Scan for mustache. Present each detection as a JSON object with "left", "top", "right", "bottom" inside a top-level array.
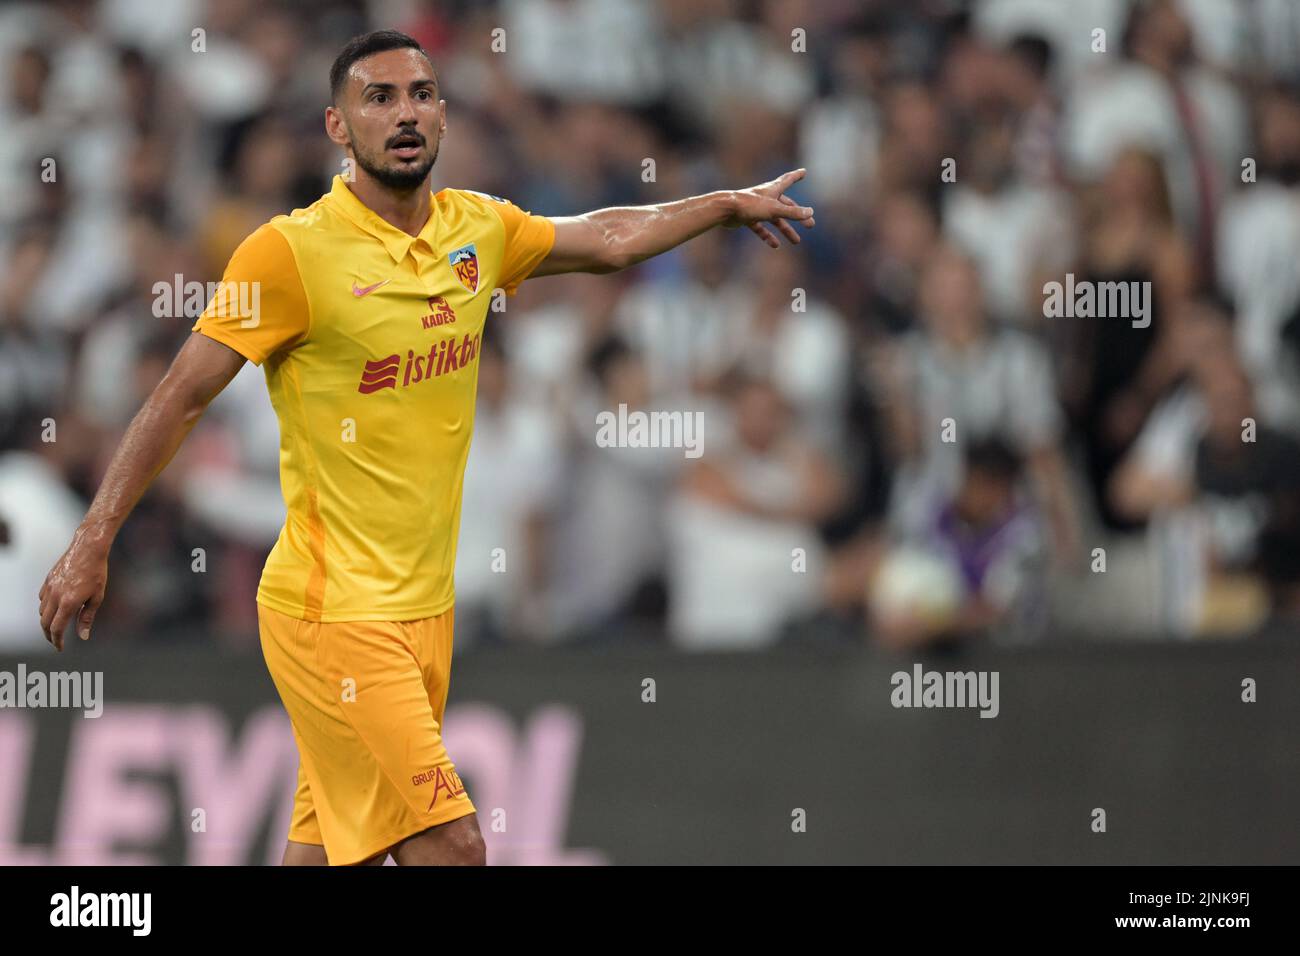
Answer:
[{"left": 386, "top": 129, "right": 426, "bottom": 148}]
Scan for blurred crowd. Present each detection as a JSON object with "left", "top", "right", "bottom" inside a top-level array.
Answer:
[{"left": 3, "top": 0, "right": 1300, "bottom": 652}]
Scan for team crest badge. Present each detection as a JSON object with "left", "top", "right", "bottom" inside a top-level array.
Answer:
[{"left": 448, "top": 243, "right": 480, "bottom": 294}]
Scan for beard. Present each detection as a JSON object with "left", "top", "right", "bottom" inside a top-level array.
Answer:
[{"left": 351, "top": 129, "right": 440, "bottom": 191}]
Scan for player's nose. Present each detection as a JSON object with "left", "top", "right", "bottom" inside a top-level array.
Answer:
[{"left": 394, "top": 93, "right": 420, "bottom": 124}]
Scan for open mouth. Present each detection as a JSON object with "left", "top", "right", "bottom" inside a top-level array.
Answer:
[{"left": 388, "top": 133, "right": 424, "bottom": 159}]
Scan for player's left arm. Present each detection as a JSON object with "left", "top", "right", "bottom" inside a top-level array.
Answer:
[{"left": 531, "top": 168, "right": 816, "bottom": 277}]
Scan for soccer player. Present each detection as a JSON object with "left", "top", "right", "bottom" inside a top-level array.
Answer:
[{"left": 37, "top": 30, "right": 815, "bottom": 866}]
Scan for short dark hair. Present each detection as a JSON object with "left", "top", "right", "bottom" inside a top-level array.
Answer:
[
  {"left": 329, "top": 30, "right": 435, "bottom": 103},
  {"left": 964, "top": 437, "right": 1023, "bottom": 483},
  {"left": 586, "top": 334, "right": 636, "bottom": 387},
  {"left": 1008, "top": 34, "right": 1053, "bottom": 81}
]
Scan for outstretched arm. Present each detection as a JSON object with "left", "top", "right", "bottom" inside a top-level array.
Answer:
[
  {"left": 532, "top": 168, "right": 816, "bottom": 277},
  {"left": 38, "top": 332, "right": 247, "bottom": 650}
]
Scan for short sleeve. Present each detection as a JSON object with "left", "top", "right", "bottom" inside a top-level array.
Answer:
[
  {"left": 192, "top": 223, "right": 310, "bottom": 365},
  {"left": 471, "top": 192, "right": 555, "bottom": 296}
]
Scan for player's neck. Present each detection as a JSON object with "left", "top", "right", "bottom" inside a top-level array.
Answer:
[{"left": 348, "top": 171, "right": 433, "bottom": 237}]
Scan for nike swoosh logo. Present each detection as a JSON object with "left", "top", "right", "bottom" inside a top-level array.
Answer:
[{"left": 352, "top": 279, "right": 391, "bottom": 297}]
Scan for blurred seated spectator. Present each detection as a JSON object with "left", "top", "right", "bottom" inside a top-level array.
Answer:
[
  {"left": 942, "top": 104, "right": 1075, "bottom": 326},
  {"left": 1110, "top": 303, "right": 1300, "bottom": 634},
  {"left": 0, "top": 418, "right": 84, "bottom": 650},
  {"left": 1064, "top": 0, "right": 1246, "bottom": 273},
  {"left": 1001, "top": 33, "right": 1064, "bottom": 189},
  {"left": 454, "top": 326, "right": 563, "bottom": 647},
  {"left": 1217, "top": 82, "right": 1300, "bottom": 435},
  {"left": 877, "top": 243, "right": 1079, "bottom": 566},
  {"left": 868, "top": 437, "right": 1047, "bottom": 650},
  {"left": 546, "top": 335, "right": 684, "bottom": 641},
  {"left": 614, "top": 228, "right": 741, "bottom": 400},
  {"left": 856, "top": 188, "right": 939, "bottom": 337},
  {"left": 0, "top": 221, "right": 70, "bottom": 450},
  {"left": 667, "top": 371, "right": 843, "bottom": 649},
  {"left": 1058, "top": 146, "right": 1195, "bottom": 533},
  {"left": 710, "top": 244, "right": 851, "bottom": 454}
]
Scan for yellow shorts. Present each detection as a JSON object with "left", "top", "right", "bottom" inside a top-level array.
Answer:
[{"left": 257, "top": 602, "right": 476, "bottom": 865}]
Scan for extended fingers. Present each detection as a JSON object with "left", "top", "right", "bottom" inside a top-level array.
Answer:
[
  {"left": 748, "top": 222, "right": 780, "bottom": 248},
  {"left": 773, "top": 196, "right": 815, "bottom": 220},
  {"left": 77, "top": 594, "right": 102, "bottom": 641},
  {"left": 40, "top": 596, "right": 62, "bottom": 651},
  {"left": 778, "top": 194, "right": 816, "bottom": 228},
  {"left": 749, "top": 219, "right": 802, "bottom": 247},
  {"left": 762, "top": 198, "right": 807, "bottom": 243},
  {"left": 777, "top": 167, "right": 807, "bottom": 191},
  {"left": 49, "top": 600, "right": 77, "bottom": 652}
]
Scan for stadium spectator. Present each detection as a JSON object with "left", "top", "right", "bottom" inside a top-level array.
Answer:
[
  {"left": 1110, "top": 302, "right": 1300, "bottom": 634},
  {"left": 869, "top": 437, "right": 1048, "bottom": 649},
  {"left": 668, "top": 372, "right": 843, "bottom": 649},
  {"left": 455, "top": 326, "right": 564, "bottom": 647},
  {"left": 3, "top": 0, "right": 1297, "bottom": 647},
  {"left": 879, "top": 244, "right": 1079, "bottom": 566}
]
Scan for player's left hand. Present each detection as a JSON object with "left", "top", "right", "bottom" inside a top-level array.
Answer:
[{"left": 724, "top": 168, "right": 816, "bottom": 248}]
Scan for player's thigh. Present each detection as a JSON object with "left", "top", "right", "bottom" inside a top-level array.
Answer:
[
  {"left": 391, "top": 812, "right": 485, "bottom": 866},
  {"left": 283, "top": 842, "right": 387, "bottom": 866},
  {"left": 286, "top": 745, "right": 326, "bottom": 847},
  {"left": 328, "top": 623, "right": 459, "bottom": 788},
  {"left": 282, "top": 841, "right": 329, "bottom": 866},
  {"left": 262, "top": 607, "right": 471, "bottom": 863}
]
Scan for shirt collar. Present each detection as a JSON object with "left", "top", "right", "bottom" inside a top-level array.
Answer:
[{"left": 327, "top": 174, "right": 441, "bottom": 263}]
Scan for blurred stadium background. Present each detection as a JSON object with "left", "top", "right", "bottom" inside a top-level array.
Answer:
[{"left": 2, "top": 0, "right": 1300, "bottom": 864}]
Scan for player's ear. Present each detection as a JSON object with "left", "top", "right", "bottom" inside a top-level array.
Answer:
[
  {"left": 324, "top": 106, "right": 351, "bottom": 149},
  {"left": 438, "top": 100, "right": 447, "bottom": 134}
]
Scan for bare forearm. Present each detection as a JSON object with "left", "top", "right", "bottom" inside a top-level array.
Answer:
[
  {"left": 581, "top": 191, "right": 735, "bottom": 271},
  {"left": 536, "top": 168, "right": 814, "bottom": 278},
  {"left": 76, "top": 386, "right": 206, "bottom": 550},
  {"left": 40, "top": 333, "right": 245, "bottom": 649},
  {"left": 1110, "top": 464, "right": 1195, "bottom": 520},
  {"left": 75, "top": 334, "right": 244, "bottom": 553}
]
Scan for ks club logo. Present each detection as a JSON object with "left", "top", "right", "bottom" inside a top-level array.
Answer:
[{"left": 448, "top": 243, "right": 480, "bottom": 294}]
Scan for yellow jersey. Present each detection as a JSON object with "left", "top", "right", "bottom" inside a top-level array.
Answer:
[{"left": 193, "top": 175, "right": 555, "bottom": 621}]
